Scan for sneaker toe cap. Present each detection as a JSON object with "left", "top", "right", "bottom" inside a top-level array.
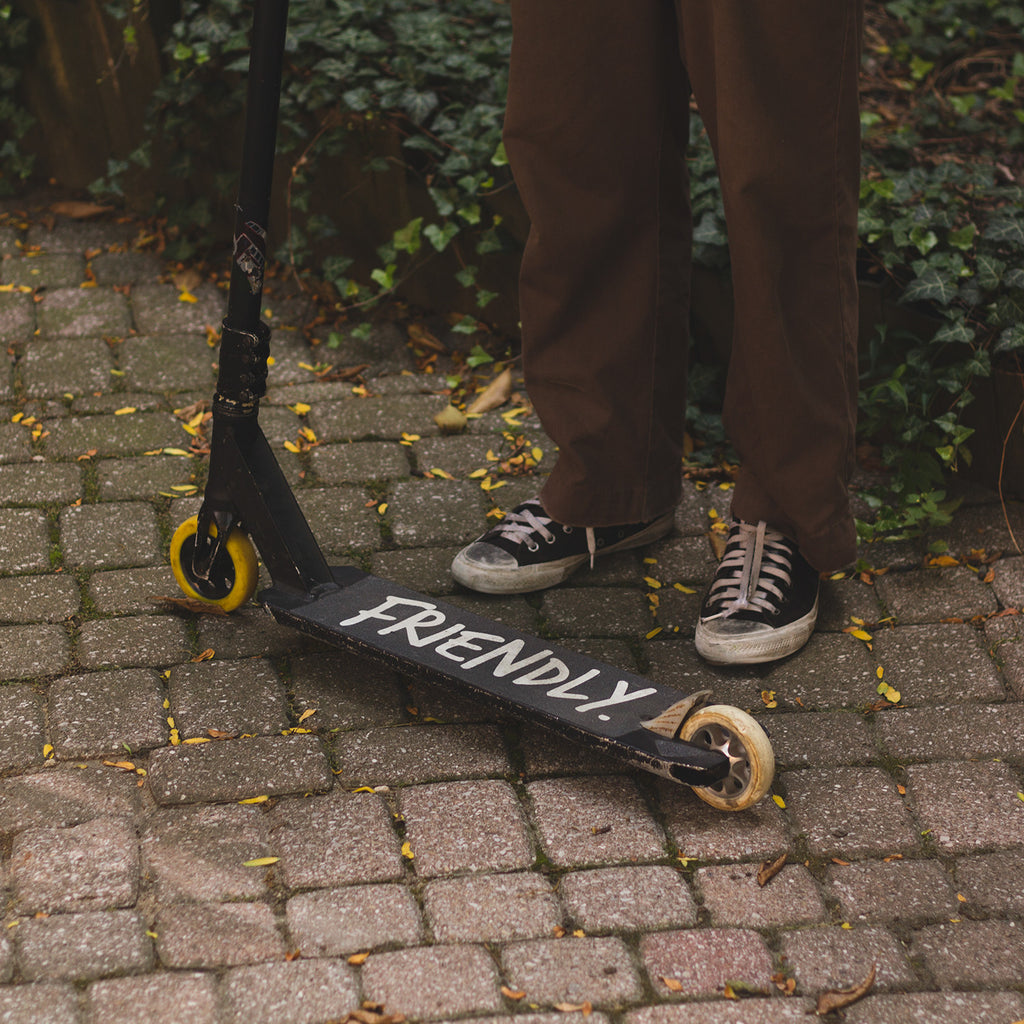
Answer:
[{"left": 455, "top": 541, "right": 519, "bottom": 570}]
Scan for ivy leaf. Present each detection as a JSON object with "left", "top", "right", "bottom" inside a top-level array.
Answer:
[
  {"left": 902, "top": 267, "right": 959, "bottom": 305},
  {"left": 984, "top": 217, "right": 1024, "bottom": 248},
  {"left": 995, "top": 322, "right": 1024, "bottom": 354}
]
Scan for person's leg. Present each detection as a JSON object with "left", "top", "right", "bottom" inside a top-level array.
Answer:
[
  {"left": 678, "top": 0, "right": 863, "bottom": 573},
  {"left": 678, "top": 0, "right": 863, "bottom": 663},
  {"left": 506, "top": 0, "right": 692, "bottom": 528},
  {"left": 453, "top": 0, "right": 694, "bottom": 594}
]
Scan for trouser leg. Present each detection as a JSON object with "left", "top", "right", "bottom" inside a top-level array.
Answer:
[
  {"left": 677, "top": 0, "right": 864, "bottom": 571},
  {"left": 505, "top": 0, "right": 692, "bottom": 527}
]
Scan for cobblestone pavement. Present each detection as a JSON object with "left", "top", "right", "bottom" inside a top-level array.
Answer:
[{"left": 1, "top": 207, "right": 1023, "bottom": 1024}]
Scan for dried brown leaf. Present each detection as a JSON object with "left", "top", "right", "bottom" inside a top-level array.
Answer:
[
  {"left": 434, "top": 403, "right": 468, "bottom": 434},
  {"left": 152, "top": 596, "right": 229, "bottom": 617},
  {"left": 172, "top": 267, "right": 202, "bottom": 292},
  {"left": 500, "top": 986, "right": 526, "bottom": 1000},
  {"left": 815, "top": 963, "right": 876, "bottom": 1016},
  {"left": 467, "top": 367, "right": 513, "bottom": 414},
  {"left": 51, "top": 201, "right": 113, "bottom": 220},
  {"left": 757, "top": 852, "right": 787, "bottom": 887},
  {"left": 659, "top": 976, "right": 684, "bottom": 993}
]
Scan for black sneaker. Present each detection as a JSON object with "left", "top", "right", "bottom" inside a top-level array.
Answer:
[
  {"left": 694, "top": 520, "right": 819, "bottom": 664},
  {"left": 451, "top": 498, "right": 674, "bottom": 594}
]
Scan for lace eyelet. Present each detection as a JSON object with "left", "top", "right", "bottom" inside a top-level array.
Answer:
[
  {"left": 527, "top": 542, "right": 539, "bottom": 552},
  {"left": 563, "top": 526, "right": 573, "bottom": 534},
  {"left": 545, "top": 534, "right": 556, "bottom": 544}
]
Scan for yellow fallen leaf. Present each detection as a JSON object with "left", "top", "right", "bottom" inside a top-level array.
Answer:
[
  {"left": 348, "top": 952, "right": 370, "bottom": 965},
  {"left": 183, "top": 737, "right": 211, "bottom": 744},
  {"left": 480, "top": 477, "right": 507, "bottom": 492},
  {"left": 772, "top": 794, "right": 786, "bottom": 809},
  {"left": 660, "top": 977, "right": 684, "bottom": 993},
  {"left": 243, "top": 857, "right": 279, "bottom": 867},
  {"left": 645, "top": 627, "right": 663, "bottom": 640},
  {"left": 169, "top": 729, "right": 180, "bottom": 745},
  {"left": 929, "top": 555, "right": 960, "bottom": 567},
  {"left": 163, "top": 447, "right": 191, "bottom": 457},
  {"left": 848, "top": 629, "right": 873, "bottom": 642},
  {"left": 239, "top": 795, "right": 269, "bottom": 804},
  {"left": 377, "top": 503, "right": 388, "bottom": 515},
  {"left": 760, "top": 690, "right": 778, "bottom": 709},
  {"left": 42, "top": 744, "right": 54, "bottom": 758},
  {"left": 674, "top": 583, "right": 697, "bottom": 594},
  {"left": 876, "top": 665, "right": 884, "bottom": 678},
  {"left": 501, "top": 985, "right": 526, "bottom": 1000},
  {"left": 401, "top": 841, "right": 415, "bottom": 860},
  {"left": 114, "top": 407, "right": 136, "bottom": 416},
  {"left": 297, "top": 709, "right": 317, "bottom": 723},
  {"left": 644, "top": 577, "right": 662, "bottom": 589},
  {"left": 179, "top": 290, "right": 198, "bottom": 303},
  {"left": 103, "top": 760, "right": 136, "bottom": 771}
]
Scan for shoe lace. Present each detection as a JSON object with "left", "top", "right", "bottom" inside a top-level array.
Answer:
[
  {"left": 708, "top": 521, "right": 794, "bottom": 617},
  {"left": 490, "top": 500, "right": 559, "bottom": 551}
]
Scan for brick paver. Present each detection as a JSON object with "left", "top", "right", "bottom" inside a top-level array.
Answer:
[{"left": 1, "top": 206, "right": 1022, "bottom": 1020}]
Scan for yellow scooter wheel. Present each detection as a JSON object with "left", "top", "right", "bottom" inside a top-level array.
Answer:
[{"left": 169, "top": 515, "right": 259, "bottom": 612}]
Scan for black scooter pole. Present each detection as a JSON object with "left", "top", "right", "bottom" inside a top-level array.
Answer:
[{"left": 191, "top": 0, "right": 334, "bottom": 598}]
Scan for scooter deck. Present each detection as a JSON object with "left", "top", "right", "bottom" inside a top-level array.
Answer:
[{"left": 261, "top": 566, "right": 730, "bottom": 786}]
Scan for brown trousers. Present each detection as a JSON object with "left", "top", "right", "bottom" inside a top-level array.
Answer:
[{"left": 505, "top": 0, "right": 863, "bottom": 571}]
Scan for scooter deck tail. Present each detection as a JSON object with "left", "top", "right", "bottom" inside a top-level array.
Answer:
[{"left": 261, "top": 567, "right": 730, "bottom": 786}]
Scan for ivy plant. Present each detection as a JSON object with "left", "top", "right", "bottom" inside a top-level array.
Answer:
[{"left": 0, "top": 3, "right": 34, "bottom": 195}]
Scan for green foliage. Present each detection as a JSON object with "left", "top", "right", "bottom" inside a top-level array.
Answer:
[
  {"left": 0, "top": 3, "right": 35, "bottom": 194},
  {"left": 92, "top": 0, "right": 513, "bottom": 308}
]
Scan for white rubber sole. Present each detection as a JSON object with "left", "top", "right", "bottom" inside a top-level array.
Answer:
[
  {"left": 694, "top": 601, "right": 818, "bottom": 665},
  {"left": 451, "top": 513, "right": 674, "bottom": 595}
]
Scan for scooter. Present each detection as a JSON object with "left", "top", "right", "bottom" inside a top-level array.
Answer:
[{"left": 168, "top": 0, "right": 774, "bottom": 812}]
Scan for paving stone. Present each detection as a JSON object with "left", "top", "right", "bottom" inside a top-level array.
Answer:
[
  {"left": 0, "top": 462, "right": 82, "bottom": 504},
  {"left": 626, "top": 1002, "right": 816, "bottom": 1024},
  {"left": 44, "top": 412, "right": 182, "bottom": 459},
  {"left": 87, "top": 565, "right": 180, "bottom": 614},
  {"left": 314, "top": 394, "right": 450, "bottom": 443},
  {"left": 954, "top": 847, "right": 1024, "bottom": 915},
  {"left": 826, "top": 858, "right": 959, "bottom": 925},
  {"left": 21, "top": 338, "right": 115, "bottom": 397},
  {"left": 875, "top": 702, "right": 1024, "bottom": 761},
  {"left": 3, "top": 253, "right": 85, "bottom": 289},
  {"left": 517, "top": 721, "right": 635, "bottom": 779},
  {"left": 334, "top": 723, "right": 510, "bottom": 786},
  {"left": 220, "top": 960, "right": 360, "bottom": 1024},
  {"left": 60, "top": 501, "right": 161, "bottom": 569},
  {"left": 360, "top": 945, "right": 503, "bottom": 1019},
  {"left": 86, "top": 972, "right": 219, "bottom": 1024},
  {"left": 0, "top": 623, "right": 71, "bottom": 680},
  {"left": 542, "top": 587, "right": 653, "bottom": 639},
  {"left": 640, "top": 928, "right": 774, "bottom": 998},
  {"left": 10, "top": 816, "right": 139, "bottom": 913},
  {"left": 696, "top": 862, "right": 827, "bottom": 929},
  {"left": 0, "top": 983, "right": 81, "bottom": 1024},
  {"left": 779, "top": 925, "right": 916, "bottom": 992},
  {"left": 410, "top": 434, "right": 505, "bottom": 478},
  {"left": 0, "top": 685, "right": 45, "bottom": 770},
  {"left": 0, "top": 765, "right": 148, "bottom": 835},
  {"left": 526, "top": 775, "right": 667, "bottom": 868},
  {"left": 558, "top": 865, "right": 697, "bottom": 933},
  {"left": 167, "top": 658, "right": 289, "bottom": 738},
  {"left": 286, "top": 649, "right": 406, "bottom": 732},
  {"left": 844, "top": 991, "right": 1024, "bottom": 1024},
  {"left": 371, "top": 544, "right": 464, "bottom": 596},
  {"left": 987, "top": 614, "right": 1024, "bottom": 699},
  {"left": 911, "top": 919, "right": 1024, "bottom": 987},
  {"left": 783, "top": 767, "right": 919, "bottom": 857},
  {"left": 765, "top": 710, "right": 877, "bottom": 768},
  {"left": 119, "top": 334, "right": 219, "bottom": 393},
  {"left": 650, "top": 584, "right": 704, "bottom": 635},
  {"left": 387, "top": 479, "right": 488, "bottom": 547},
  {"left": 310, "top": 440, "right": 411, "bottom": 484},
  {"left": 0, "top": 421, "right": 35, "bottom": 464},
  {"left": 155, "top": 901, "right": 284, "bottom": 968},
  {"left": 990, "top": 555, "right": 1024, "bottom": 608},
  {"left": 70, "top": 390, "right": 166, "bottom": 415},
  {"left": 76, "top": 615, "right": 191, "bottom": 670},
  {"left": 502, "top": 935, "right": 643, "bottom": 1007},
  {"left": 195, "top": 605, "right": 310, "bottom": 660},
  {"left": 89, "top": 250, "right": 163, "bottom": 286},
  {"left": 424, "top": 872, "right": 559, "bottom": 943},
  {"left": 286, "top": 884, "right": 423, "bottom": 955},
  {"left": 0, "top": 290, "right": 34, "bottom": 341},
  {"left": 0, "top": 574, "right": 79, "bottom": 623},
  {"left": 129, "top": 283, "right": 225, "bottom": 335},
  {"left": 643, "top": 532, "right": 719, "bottom": 585},
  {"left": 95, "top": 455, "right": 196, "bottom": 500},
  {"left": 761, "top": 633, "right": 879, "bottom": 710},
  {"left": 816, "top": 575, "right": 886, "bottom": 632},
  {"left": 929, "top": 501, "right": 1024, "bottom": 558},
  {"left": 655, "top": 780, "right": 792, "bottom": 862},
  {"left": 268, "top": 790, "right": 404, "bottom": 888},
  {"left": 35, "top": 287, "right": 131, "bottom": 338},
  {"left": 399, "top": 779, "right": 534, "bottom": 876},
  {"left": 874, "top": 567, "right": 999, "bottom": 624},
  {"left": 50, "top": 668, "right": 169, "bottom": 757},
  {"left": 904, "top": 760, "right": 1024, "bottom": 852},
  {"left": 870, "top": 623, "right": 1005, "bottom": 705},
  {"left": 0, "top": 508, "right": 51, "bottom": 573},
  {"left": 27, "top": 219, "right": 136, "bottom": 252},
  {"left": 148, "top": 734, "right": 333, "bottom": 805},
  {"left": 141, "top": 803, "right": 273, "bottom": 903},
  {"left": 0, "top": 928, "right": 11, "bottom": 983},
  {"left": 294, "top": 485, "right": 381, "bottom": 554},
  {"left": 14, "top": 910, "right": 152, "bottom": 981}
]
